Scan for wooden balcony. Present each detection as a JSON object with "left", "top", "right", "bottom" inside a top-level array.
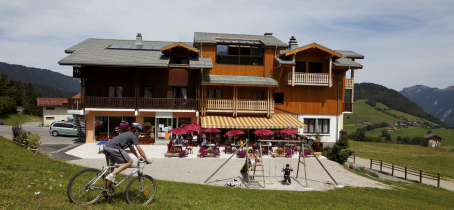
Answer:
[
  {"left": 286, "top": 73, "right": 332, "bottom": 86},
  {"left": 205, "top": 99, "right": 274, "bottom": 114},
  {"left": 346, "top": 79, "right": 354, "bottom": 89},
  {"left": 67, "top": 97, "right": 197, "bottom": 110},
  {"left": 67, "top": 98, "right": 83, "bottom": 110},
  {"left": 343, "top": 103, "right": 353, "bottom": 112},
  {"left": 138, "top": 98, "right": 197, "bottom": 110}
]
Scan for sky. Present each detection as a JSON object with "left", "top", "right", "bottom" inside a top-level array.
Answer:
[{"left": 0, "top": 0, "right": 453, "bottom": 91}]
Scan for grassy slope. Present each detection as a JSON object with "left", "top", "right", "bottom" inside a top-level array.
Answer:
[
  {"left": 363, "top": 127, "right": 454, "bottom": 146},
  {"left": 386, "top": 109, "right": 433, "bottom": 124},
  {"left": 350, "top": 141, "right": 454, "bottom": 179},
  {"left": 1, "top": 137, "right": 454, "bottom": 209},
  {"left": 0, "top": 113, "right": 42, "bottom": 125},
  {"left": 343, "top": 99, "right": 400, "bottom": 126}
]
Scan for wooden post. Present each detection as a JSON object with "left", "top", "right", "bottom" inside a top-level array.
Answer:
[
  {"left": 291, "top": 55, "right": 295, "bottom": 86},
  {"left": 405, "top": 166, "right": 407, "bottom": 180},
  {"left": 437, "top": 173, "right": 440, "bottom": 189},
  {"left": 351, "top": 69, "right": 354, "bottom": 113},
  {"left": 420, "top": 170, "right": 422, "bottom": 183},
  {"left": 392, "top": 163, "right": 394, "bottom": 176},
  {"left": 370, "top": 158, "right": 372, "bottom": 169},
  {"left": 353, "top": 153, "right": 355, "bottom": 164},
  {"left": 380, "top": 160, "right": 382, "bottom": 171},
  {"left": 329, "top": 56, "right": 332, "bottom": 87}
]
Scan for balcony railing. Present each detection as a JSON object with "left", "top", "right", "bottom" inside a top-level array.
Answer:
[
  {"left": 85, "top": 97, "right": 136, "bottom": 109},
  {"left": 343, "top": 103, "right": 353, "bottom": 112},
  {"left": 346, "top": 79, "right": 354, "bottom": 88},
  {"left": 205, "top": 99, "right": 274, "bottom": 113},
  {"left": 67, "top": 98, "right": 83, "bottom": 110},
  {"left": 138, "top": 98, "right": 197, "bottom": 110},
  {"left": 67, "top": 97, "right": 198, "bottom": 110},
  {"left": 286, "top": 73, "right": 332, "bottom": 86}
]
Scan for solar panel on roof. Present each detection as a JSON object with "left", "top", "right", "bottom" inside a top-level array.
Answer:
[
  {"left": 108, "top": 44, "right": 122, "bottom": 49},
  {"left": 130, "top": 45, "right": 143, "bottom": 49},
  {"left": 142, "top": 45, "right": 153, "bottom": 50},
  {"left": 120, "top": 45, "right": 133, "bottom": 49},
  {"left": 107, "top": 44, "right": 161, "bottom": 51},
  {"left": 152, "top": 46, "right": 163, "bottom": 50}
]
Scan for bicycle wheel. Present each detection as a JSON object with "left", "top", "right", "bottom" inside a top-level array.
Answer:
[
  {"left": 67, "top": 168, "right": 104, "bottom": 205},
  {"left": 125, "top": 175, "right": 156, "bottom": 205}
]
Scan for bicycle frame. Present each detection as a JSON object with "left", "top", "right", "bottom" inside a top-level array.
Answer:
[{"left": 89, "top": 159, "right": 154, "bottom": 191}]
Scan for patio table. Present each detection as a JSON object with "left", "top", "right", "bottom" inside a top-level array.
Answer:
[
  {"left": 284, "top": 144, "right": 294, "bottom": 151},
  {"left": 173, "top": 144, "right": 183, "bottom": 151}
]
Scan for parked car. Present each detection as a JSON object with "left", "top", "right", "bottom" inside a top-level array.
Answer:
[{"left": 49, "top": 122, "right": 85, "bottom": 137}]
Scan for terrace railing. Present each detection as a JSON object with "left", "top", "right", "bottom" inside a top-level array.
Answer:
[
  {"left": 205, "top": 99, "right": 233, "bottom": 110},
  {"left": 85, "top": 97, "right": 135, "bottom": 109},
  {"left": 205, "top": 99, "right": 274, "bottom": 114},
  {"left": 346, "top": 79, "right": 354, "bottom": 88},
  {"left": 237, "top": 100, "right": 268, "bottom": 111},
  {"left": 286, "top": 72, "right": 331, "bottom": 85},
  {"left": 138, "top": 98, "right": 197, "bottom": 110},
  {"left": 343, "top": 103, "right": 353, "bottom": 112},
  {"left": 67, "top": 98, "right": 83, "bottom": 110}
]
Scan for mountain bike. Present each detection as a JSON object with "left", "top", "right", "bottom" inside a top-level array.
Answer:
[{"left": 67, "top": 151, "right": 156, "bottom": 205}]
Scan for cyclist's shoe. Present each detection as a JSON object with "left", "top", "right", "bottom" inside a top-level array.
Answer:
[{"left": 105, "top": 175, "right": 117, "bottom": 183}]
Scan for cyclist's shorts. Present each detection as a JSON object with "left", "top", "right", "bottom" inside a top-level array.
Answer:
[{"left": 103, "top": 146, "right": 130, "bottom": 164}]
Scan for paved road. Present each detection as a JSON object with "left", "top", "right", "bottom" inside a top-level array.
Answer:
[{"left": 0, "top": 122, "right": 84, "bottom": 161}]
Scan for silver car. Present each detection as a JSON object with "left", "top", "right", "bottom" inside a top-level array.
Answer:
[{"left": 49, "top": 122, "right": 85, "bottom": 137}]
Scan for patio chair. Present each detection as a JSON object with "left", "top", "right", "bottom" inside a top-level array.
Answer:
[
  {"left": 224, "top": 145, "right": 232, "bottom": 154},
  {"left": 186, "top": 145, "right": 193, "bottom": 154}
]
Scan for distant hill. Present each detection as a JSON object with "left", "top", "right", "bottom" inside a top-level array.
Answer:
[
  {"left": 401, "top": 85, "right": 454, "bottom": 126},
  {"left": 0, "top": 62, "right": 80, "bottom": 93},
  {"left": 33, "top": 84, "right": 78, "bottom": 98},
  {"left": 354, "top": 83, "right": 452, "bottom": 128}
]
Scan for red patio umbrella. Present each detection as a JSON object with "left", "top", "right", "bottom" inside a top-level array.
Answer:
[
  {"left": 168, "top": 128, "right": 188, "bottom": 135},
  {"left": 223, "top": 130, "right": 244, "bottom": 137},
  {"left": 253, "top": 129, "right": 274, "bottom": 136},
  {"left": 202, "top": 128, "right": 221, "bottom": 144},
  {"left": 184, "top": 124, "right": 201, "bottom": 132},
  {"left": 279, "top": 129, "right": 299, "bottom": 135}
]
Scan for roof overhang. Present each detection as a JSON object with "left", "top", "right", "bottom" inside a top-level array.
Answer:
[
  {"left": 161, "top": 43, "right": 198, "bottom": 53},
  {"left": 201, "top": 75, "right": 278, "bottom": 87},
  {"left": 284, "top": 43, "right": 342, "bottom": 57}
]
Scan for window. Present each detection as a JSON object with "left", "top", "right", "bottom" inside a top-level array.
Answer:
[
  {"left": 295, "top": 62, "right": 306, "bottom": 72},
  {"left": 46, "top": 117, "right": 55, "bottom": 120},
  {"left": 46, "top": 107, "right": 55, "bottom": 110},
  {"left": 172, "top": 57, "right": 188, "bottom": 64},
  {"left": 253, "top": 92, "right": 264, "bottom": 100},
  {"left": 273, "top": 93, "right": 284, "bottom": 104},
  {"left": 216, "top": 44, "right": 263, "bottom": 65},
  {"left": 304, "top": 119, "right": 330, "bottom": 134},
  {"left": 144, "top": 87, "right": 153, "bottom": 98},
  {"left": 309, "top": 62, "right": 323, "bottom": 73},
  {"left": 317, "top": 119, "right": 330, "bottom": 134},
  {"left": 304, "top": 119, "right": 316, "bottom": 133},
  {"left": 173, "top": 87, "right": 188, "bottom": 99},
  {"left": 208, "top": 89, "right": 222, "bottom": 99},
  {"left": 108, "top": 86, "right": 123, "bottom": 97},
  {"left": 344, "top": 89, "right": 352, "bottom": 103}
]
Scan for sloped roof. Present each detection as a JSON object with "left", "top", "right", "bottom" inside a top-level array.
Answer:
[
  {"left": 189, "top": 57, "right": 213, "bottom": 69},
  {"left": 161, "top": 42, "right": 199, "bottom": 53},
  {"left": 423, "top": 133, "right": 444, "bottom": 139},
  {"left": 281, "top": 43, "right": 342, "bottom": 57},
  {"left": 59, "top": 38, "right": 195, "bottom": 67},
  {"left": 201, "top": 75, "right": 278, "bottom": 86},
  {"left": 37, "top": 98, "right": 67, "bottom": 106},
  {"left": 71, "top": 93, "right": 81, "bottom": 99},
  {"left": 194, "top": 32, "right": 287, "bottom": 47},
  {"left": 332, "top": 58, "right": 363, "bottom": 68},
  {"left": 335, "top": 50, "right": 364, "bottom": 59},
  {"left": 274, "top": 57, "right": 295, "bottom": 65}
]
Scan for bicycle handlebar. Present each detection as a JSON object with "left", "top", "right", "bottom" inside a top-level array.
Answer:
[{"left": 138, "top": 158, "right": 155, "bottom": 165}]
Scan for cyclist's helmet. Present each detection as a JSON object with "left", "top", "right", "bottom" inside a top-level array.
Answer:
[{"left": 130, "top": 122, "right": 144, "bottom": 132}]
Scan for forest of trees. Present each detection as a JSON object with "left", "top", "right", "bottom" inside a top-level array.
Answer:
[
  {"left": 355, "top": 83, "right": 452, "bottom": 129},
  {"left": 0, "top": 73, "right": 42, "bottom": 116}
]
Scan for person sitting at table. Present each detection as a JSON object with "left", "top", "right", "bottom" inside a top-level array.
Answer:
[
  {"left": 167, "top": 139, "right": 174, "bottom": 152},
  {"left": 202, "top": 132, "right": 207, "bottom": 143},
  {"left": 215, "top": 133, "right": 220, "bottom": 141},
  {"left": 192, "top": 132, "right": 198, "bottom": 144},
  {"left": 176, "top": 135, "right": 184, "bottom": 144},
  {"left": 248, "top": 149, "right": 256, "bottom": 170},
  {"left": 201, "top": 137, "right": 207, "bottom": 147}
]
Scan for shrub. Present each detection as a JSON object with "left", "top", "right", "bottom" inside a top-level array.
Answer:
[
  {"left": 208, "top": 148, "right": 214, "bottom": 154},
  {"left": 178, "top": 150, "right": 186, "bottom": 157},
  {"left": 27, "top": 133, "right": 41, "bottom": 148},
  {"left": 213, "top": 150, "right": 220, "bottom": 155},
  {"left": 324, "top": 136, "right": 354, "bottom": 164}
]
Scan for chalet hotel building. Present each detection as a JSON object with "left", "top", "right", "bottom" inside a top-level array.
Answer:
[{"left": 59, "top": 32, "right": 363, "bottom": 145}]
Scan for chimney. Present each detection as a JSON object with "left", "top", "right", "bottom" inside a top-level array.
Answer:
[
  {"left": 264, "top": 32, "right": 273, "bottom": 36},
  {"left": 135, "top": 33, "right": 142, "bottom": 45},
  {"left": 288, "top": 36, "right": 298, "bottom": 51}
]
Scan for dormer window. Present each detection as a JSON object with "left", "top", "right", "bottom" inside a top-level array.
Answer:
[
  {"left": 172, "top": 57, "right": 188, "bottom": 65},
  {"left": 215, "top": 40, "right": 263, "bottom": 65}
]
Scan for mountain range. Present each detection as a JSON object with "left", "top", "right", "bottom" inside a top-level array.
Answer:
[
  {"left": 401, "top": 85, "right": 454, "bottom": 126},
  {"left": 0, "top": 62, "right": 79, "bottom": 98}
]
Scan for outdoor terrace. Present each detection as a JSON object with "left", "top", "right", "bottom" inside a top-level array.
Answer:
[{"left": 286, "top": 72, "right": 333, "bottom": 86}]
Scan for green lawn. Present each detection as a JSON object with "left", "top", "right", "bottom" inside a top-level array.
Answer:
[
  {"left": 375, "top": 102, "right": 390, "bottom": 110},
  {"left": 1, "top": 137, "right": 454, "bottom": 209},
  {"left": 343, "top": 99, "right": 400, "bottom": 126},
  {"left": 0, "top": 113, "right": 42, "bottom": 125},
  {"left": 350, "top": 141, "right": 454, "bottom": 179},
  {"left": 386, "top": 110, "right": 433, "bottom": 124}
]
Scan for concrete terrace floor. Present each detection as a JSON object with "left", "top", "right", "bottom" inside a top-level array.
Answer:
[{"left": 65, "top": 144, "right": 390, "bottom": 191}]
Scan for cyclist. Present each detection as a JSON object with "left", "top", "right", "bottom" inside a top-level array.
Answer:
[{"left": 104, "top": 122, "right": 151, "bottom": 183}]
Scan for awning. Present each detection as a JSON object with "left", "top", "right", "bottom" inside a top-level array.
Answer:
[{"left": 201, "top": 115, "right": 306, "bottom": 129}]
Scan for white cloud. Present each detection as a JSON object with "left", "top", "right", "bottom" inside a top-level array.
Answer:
[{"left": 0, "top": 0, "right": 453, "bottom": 90}]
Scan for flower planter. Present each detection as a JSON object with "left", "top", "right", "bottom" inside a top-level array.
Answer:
[
  {"left": 164, "top": 153, "right": 180, "bottom": 158},
  {"left": 312, "top": 142, "right": 323, "bottom": 152},
  {"left": 199, "top": 153, "right": 218, "bottom": 158},
  {"left": 314, "top": 152, "right": 322, "bottom": 158},
  {"left": 272, "top": 152, "right": 286, "bottom": 158}
]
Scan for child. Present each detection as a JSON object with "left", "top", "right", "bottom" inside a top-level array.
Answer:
[
  {"left": 248, "top": 149, "right": 256, "bottom": 170},
  {"left": 254, "top": 150, "right": 261, "bottom": 166},
  {"left": 281, "top": 164, "right": 293, "bottom": 184}
]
